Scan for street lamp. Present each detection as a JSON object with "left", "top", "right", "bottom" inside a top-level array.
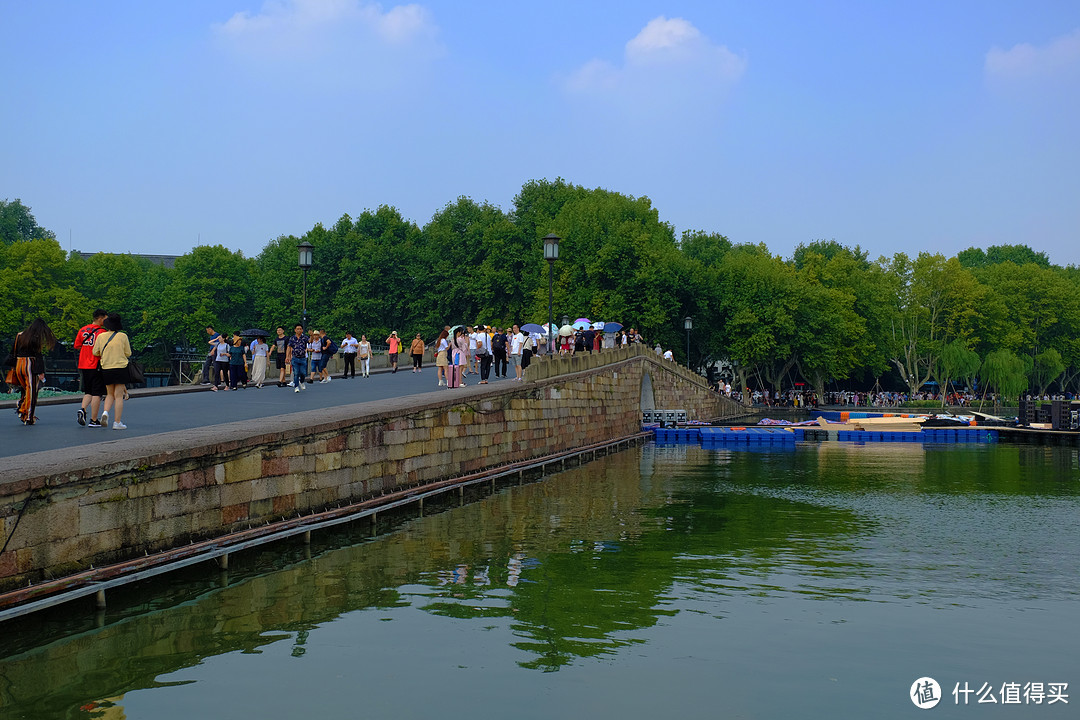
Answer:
[
  {"left": 684, "top": 316, "right": 693, "bottom": 368},
  {"left": 543, "top": 234, "right": 560, "bottom": 355},
  {"left": 298, "top": 241, "right": 313, "bottom": 330}
]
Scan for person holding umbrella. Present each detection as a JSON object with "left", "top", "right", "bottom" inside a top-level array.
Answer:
[{"left": 558, "top": 323, "right": 574, "bottom": 355}]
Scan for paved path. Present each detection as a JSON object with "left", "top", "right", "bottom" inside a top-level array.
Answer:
[{"left": 0, "top": 368, "right": 520, "bottom": 461}]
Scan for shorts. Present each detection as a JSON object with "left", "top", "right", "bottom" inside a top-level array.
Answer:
[
  {"left": 101, "top": 367, "right": 129, "bottom": 386},
  {"left": 275, "top": 354, "right": 286, "bottom": 369},
  {"left": 80, "top": 368, "right": 106, "bottom": 396},
  {"left": 509, "top": 354, "right": 521, "bottom": 368}
]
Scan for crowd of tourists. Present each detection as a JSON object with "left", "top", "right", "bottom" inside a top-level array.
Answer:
[
  {"left": 5, "top": 313, "right": 653, "bottom": 428},
  {"left": 199, "top": 322, "right": 651, "bottom": 393},
  {"left": 716, "top": 387, "right": 1043, "bottom": 409}
]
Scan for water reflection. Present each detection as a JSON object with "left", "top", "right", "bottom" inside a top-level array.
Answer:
[{"left": 1, "top": 442, "right": 1078, "bottom": 719}]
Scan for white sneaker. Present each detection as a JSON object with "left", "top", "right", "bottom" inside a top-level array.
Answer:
[
  {"left": 300, "top": 382, "right": 306, "bottom": 390},
  {"left": 325, "top": 376, "right": 331, "bottom": 382},
  {"left": 294, "top": 386, "right": 300, "bottom": 393},
  {"left": 100, "top": 410, "right": 109, "bottom": 426},
  {"left": 112, "top": 421, "right": 127, "bottom": 430}
]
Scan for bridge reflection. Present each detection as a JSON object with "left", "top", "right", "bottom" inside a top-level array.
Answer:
[{"left": 0, "top": 446, "right": 867, "bottom": 717}]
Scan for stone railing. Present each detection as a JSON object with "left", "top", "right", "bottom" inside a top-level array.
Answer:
[{"left": 526, "top": 342, "right": 712, "bottom": 389}]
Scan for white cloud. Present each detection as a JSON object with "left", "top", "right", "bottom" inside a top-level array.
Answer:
[
  {"left": 566, "top": 16, "right": 746, "bottom": 96},
  {"left": 985, "top": 27, "right": 1080, "bottom": 81},
  {"left": 214, "top": 0, "right": 439, "bottom": 58}
]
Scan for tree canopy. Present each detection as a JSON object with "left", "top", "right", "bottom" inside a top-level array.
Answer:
[{"left": 2, "top": 182, "right": 1079, "bottom": 400}]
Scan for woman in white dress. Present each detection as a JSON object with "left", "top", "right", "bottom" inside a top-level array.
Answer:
[
  {"left": 434, "top": 329, "right": 450, "bottom": 387},
  {"left": 250, "top": 336, "right": 269, "bottom": 387}
]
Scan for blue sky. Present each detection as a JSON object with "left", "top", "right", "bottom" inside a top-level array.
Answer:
[{"left": 3, "top": 1, "right": 1079, "bottom": 265}]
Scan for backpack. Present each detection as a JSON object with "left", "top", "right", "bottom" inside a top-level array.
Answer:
[
  {"left": 492, "top": 333, "right": 506, "bottom": 352},
  {"left": 325, "top": 340, "right": 338, "bottom": 356}
]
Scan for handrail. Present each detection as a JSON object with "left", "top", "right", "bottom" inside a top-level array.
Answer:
[{"left": 527, "top": 342, "right": 712, "bottom": 389}]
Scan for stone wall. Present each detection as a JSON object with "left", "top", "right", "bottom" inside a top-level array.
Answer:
[{"left": 0, "top": 355, "right": 740, "bottom": 591}]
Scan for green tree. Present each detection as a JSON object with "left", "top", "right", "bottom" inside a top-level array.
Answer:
[
  {"left": 715, "top": 246, "right": 801, "bottom": 396},
  {"left": 935, "top": 339, "right": 981, "bottom": 407},
  {"left": 332, "top": 206, "right": 426, "bottom": 337},
  {"left": 0, "top": 238, "right": 88, "bottom": 341},
  {"left": 0, "top": 198, "right": 56, "bottom": 244},
  {"left": 253, "top": 234, "right": 307, "bottom": 331},
  {"left": 887, "top": 253, "right": 982, "bottom": 396},
  {"left": 976, "top": 262, "right": 1080, "bottom": 390},
  {"left": 542, "top": 189, "right": 685, "bottom": 351},
  {"left": 1032, "top": 348, "right": 1065, "bottom": 396},
  {"left": 979, "top": 349, "right": 1028, "bottom": 410},
  {"left": 422, "top": 197, "right": 533, "bottom": 330},
  {"left": 957, "top": 244, "right": 1052, "bottom": 270},
  {"left": 142, "top": 245, "right": 256, "bottom": 346},
  {"left": 793, "top": 241, "right": 897, "bottom": 388}
]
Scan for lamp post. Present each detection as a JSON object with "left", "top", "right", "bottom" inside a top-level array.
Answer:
[
  {"left": 543, "top": 234, "right": 560, "bottom": 355},
  {"left": 298, "top": 241, "right": 313, "bottom": 330},
  {"left": 684, "top": 316, "right": 693, "bottom": 369}
]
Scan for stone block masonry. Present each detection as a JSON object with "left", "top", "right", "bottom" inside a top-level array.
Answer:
[{"left": 0, "top": 354, "right": 740, "bottom": 590}]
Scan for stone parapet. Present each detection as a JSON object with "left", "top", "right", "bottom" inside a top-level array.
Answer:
[{"left": 0, "top": 356, "right": 740, "bottom": 591}]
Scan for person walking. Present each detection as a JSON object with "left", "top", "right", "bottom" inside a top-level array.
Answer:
[
  {"left": 509, "top": 324, "right": 525, "bottom": 382},
  {"left": 319, "top": 331, "right": 335, "bottom": 383},
  {"left": 201, "top": 326, "right": 220, "bottom": 385},
  {"left": 385, "top": 331, "right": 401, "bottom": 373},
  {"left": 271, "top": 327, "right": 289, "bottom": 387},
  {"left": 228, "top": 333, "right": 248, "bottom": 389},
  {"left": 227, "top": 332, "right": 247, "bottom": 388},
  {"left": 410, "top": 333, "right": 425, "bottom": 372},
  {"left": 434, "top": 329, "right": 449, "bottom": 386},
  {"left": 340, "top": 331, "right": 358, "bottom": 378},
  {"left": 210, "top": 333, "right": 231, "bottom": 390},
  {"left": 250, "top": 334, "right": 269, "bottom": 388},
  {"left": 285, "top": 324, "right": 309, "bottom": 392},
  {"left": 448, "top": 327, "right": 469, "bottom": 388},
  {"left": 474, "top": 324, "right": 492, "bottom": 384},
  {"left": 358, "top": 334, "right": 372, "bottom": 378},
  {"left": 466, "top": 326, "right": 478, "bottom": 375},
  {"left": 74, "top": 308, "right": 107, "bottom": 427},
  {"left": 491, "top": 326, "right": 507, "bottom": 378},
  {"left": 7, "top": 318, "right": 57, "bottom": 426},
  {"left": 307, "top": 331, "right": 323, "bottom": 384},
  {"left": 92, "top": 313, "right": 131, "bottom": 429}
]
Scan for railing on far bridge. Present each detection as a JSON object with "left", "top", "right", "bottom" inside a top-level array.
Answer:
[{"left": 527, "top": 342, "right": 712, "bottom": 389}]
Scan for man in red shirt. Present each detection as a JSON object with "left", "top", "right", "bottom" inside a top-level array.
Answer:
[{"left": 74, "top": 308, "right": 108, "bottom": 427}]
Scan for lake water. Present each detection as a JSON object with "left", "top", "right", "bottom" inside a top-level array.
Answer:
[{"left": 2, "top": 440, "right": 1079, "bottom": 719}]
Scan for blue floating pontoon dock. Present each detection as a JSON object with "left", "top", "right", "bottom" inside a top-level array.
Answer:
[{"left": 649, "top": 423, "right": 998, "bottom": 445}]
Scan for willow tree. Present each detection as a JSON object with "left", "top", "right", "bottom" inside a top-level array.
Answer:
[
  {"left": 979, "top": 349, "right": 1027, "bottom": 411},
  {"left": 935, "top": 339, "right": 981, "bottom": 407}
]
